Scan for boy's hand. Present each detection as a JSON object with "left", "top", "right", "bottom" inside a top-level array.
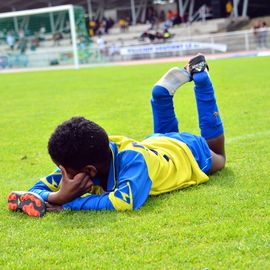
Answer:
[
  {"left": 48, "top": 165, "right": 93, "bottom": 205},
  {"left": 45, "top": 202, "right": 63, "bottom": 212}
]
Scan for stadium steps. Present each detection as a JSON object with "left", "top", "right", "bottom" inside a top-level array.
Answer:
[{"left": 93, "top": 18, "right": 229, "bottom": 46}]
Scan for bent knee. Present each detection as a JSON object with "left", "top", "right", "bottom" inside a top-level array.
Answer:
[{"left": 209, "top": 151, "right": 226, "bottom": 174}]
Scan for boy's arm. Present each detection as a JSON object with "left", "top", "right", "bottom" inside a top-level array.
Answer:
[
  {"left": 28, "top": 168, "right": 62, "bottom": 201},
  {"left": 29, "top": 167, "right": 98, "bottom": 205},
  {"left": 60, "top": 151, "right": 153, "bottom": 211},
  {"left": 47, "top": 166, "right": 94, "bottom": 205}
]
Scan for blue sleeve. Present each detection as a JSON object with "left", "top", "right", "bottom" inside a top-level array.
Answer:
[
  {"left": 62, "top": 150, "right": 152, "bottom": 211},
  {"left": 28, "top": 168, "right": 62, "bottom": 201},
  {"left": 62, "top": 193, "right": 115, "bottom": 210}
]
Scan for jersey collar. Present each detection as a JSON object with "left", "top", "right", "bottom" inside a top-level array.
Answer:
[{"left": 106, "top": 141, "right": 118, "bottom": 191}]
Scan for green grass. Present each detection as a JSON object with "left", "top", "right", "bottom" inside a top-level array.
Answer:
[{"left": 0, "top": 56, "right": 269, "bottom": 269}]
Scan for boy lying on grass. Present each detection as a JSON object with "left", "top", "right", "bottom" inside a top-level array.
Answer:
[{"left": 8, "top": 54, "right": 225, "bottom": 217}]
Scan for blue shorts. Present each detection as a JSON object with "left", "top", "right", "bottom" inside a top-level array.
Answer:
[{"left": 148, "top": 132, "right": 212, "bottom": 174}]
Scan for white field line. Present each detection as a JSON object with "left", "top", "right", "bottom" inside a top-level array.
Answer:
[{"left": 226, "top": 130, "right": 270, "bottom": 144}]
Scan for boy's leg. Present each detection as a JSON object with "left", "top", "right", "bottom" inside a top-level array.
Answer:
[
  {"left": 188, "top": 54, "right": 225, "bottom": 173},
  {"left": 151, "top": 67, "right": 190, "bottom": 133}
]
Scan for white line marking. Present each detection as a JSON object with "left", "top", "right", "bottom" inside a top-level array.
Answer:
[{"left": 226, "top": 130, "right": 270, "bottom": 144}]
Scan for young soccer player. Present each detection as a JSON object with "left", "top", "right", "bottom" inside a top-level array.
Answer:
[{"left": 8, "top": 54, "right": 225, "bottom": 217}]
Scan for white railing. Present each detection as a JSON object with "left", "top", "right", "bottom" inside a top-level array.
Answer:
[
  {"left": 189, "top": 4, "right": 212, "bottom": 23},
  {"left": 0, "top": 27, "right": 269, "bottom": 69},
  {"left": 90, "top": 27, "right": 269, "bottom": 62}
]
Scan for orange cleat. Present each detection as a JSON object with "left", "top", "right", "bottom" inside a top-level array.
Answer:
[{"left": 8, "top": 191, "right": 46, "bottom": 217}]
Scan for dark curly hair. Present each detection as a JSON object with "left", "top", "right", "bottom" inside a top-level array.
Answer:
[{"left": 48, "top": 117, "right": 110, "bottom": 170}]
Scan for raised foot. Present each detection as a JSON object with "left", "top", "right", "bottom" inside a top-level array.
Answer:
[{"left": 187, "top": 54, "right": 209, "bottom": 76}]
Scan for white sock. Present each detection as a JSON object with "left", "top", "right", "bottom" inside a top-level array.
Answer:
[{"left": 155, "top": 67, "right": 191, "bottom": 96}]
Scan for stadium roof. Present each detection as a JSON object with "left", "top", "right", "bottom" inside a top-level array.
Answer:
[
  {"left": 0, "top": 0, "right": 269, "bottom": 18},
  {"left": 0, "top": 0, "right": 141, "bottom": 13}
]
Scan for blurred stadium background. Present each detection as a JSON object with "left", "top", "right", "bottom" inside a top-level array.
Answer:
[{"left": 0, "top": 0, "right": 269, "bottom": 70}]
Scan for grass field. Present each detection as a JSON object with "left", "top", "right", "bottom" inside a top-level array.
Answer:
[{"left": 0, "top": 56, "right": 269, "bottom": 269}]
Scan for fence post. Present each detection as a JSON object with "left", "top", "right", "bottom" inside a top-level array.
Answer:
[
  {"left": 244, "top": 31, "right": 250, "bottom": 51},
  {"left": 211, "top": 36, "right": 215, "bottom": 54}
]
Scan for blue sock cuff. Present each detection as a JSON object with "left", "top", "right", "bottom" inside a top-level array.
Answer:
[
  {"left": 193, "top": 71, "right": 211, "bottom": 87},
  {"left": 201, "top": 124, "right": 224, "bottom": 140},
  {"left": 152, "top": 85, "right": 171, "bottom": 101}
]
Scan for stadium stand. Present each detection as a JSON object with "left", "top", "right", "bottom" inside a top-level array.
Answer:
[{"left": 0, "top": 0, "right": 269, "bottom": 69}]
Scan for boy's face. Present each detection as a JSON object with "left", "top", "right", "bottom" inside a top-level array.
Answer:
[
  {"left": 58, "top": 165, "right": 95, "bottom": 198},
  {"left": 63, "top": 165, "right": 97, "bottom": 180},
  {"left": 65, "top": 167, "right": 80, "bottom": 179}
]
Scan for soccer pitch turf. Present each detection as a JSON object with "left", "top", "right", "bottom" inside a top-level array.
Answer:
[{"left": 0, "top": 56, "right": 269, "bottom": 269}]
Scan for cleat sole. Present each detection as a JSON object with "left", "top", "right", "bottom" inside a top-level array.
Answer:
[
  {"left": 8, "top": 191, "right": 46, "bottom": 218},
  {"left": 188, "top": 54, "right": 209, "bottom": 75}
]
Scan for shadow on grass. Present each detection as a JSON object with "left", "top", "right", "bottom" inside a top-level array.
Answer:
[
  {"left": 207, "top": 166, "right": 236, "bottom": 188},
  {"left": 142, "top": 166, "right": 236, "bottom": 212}
]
